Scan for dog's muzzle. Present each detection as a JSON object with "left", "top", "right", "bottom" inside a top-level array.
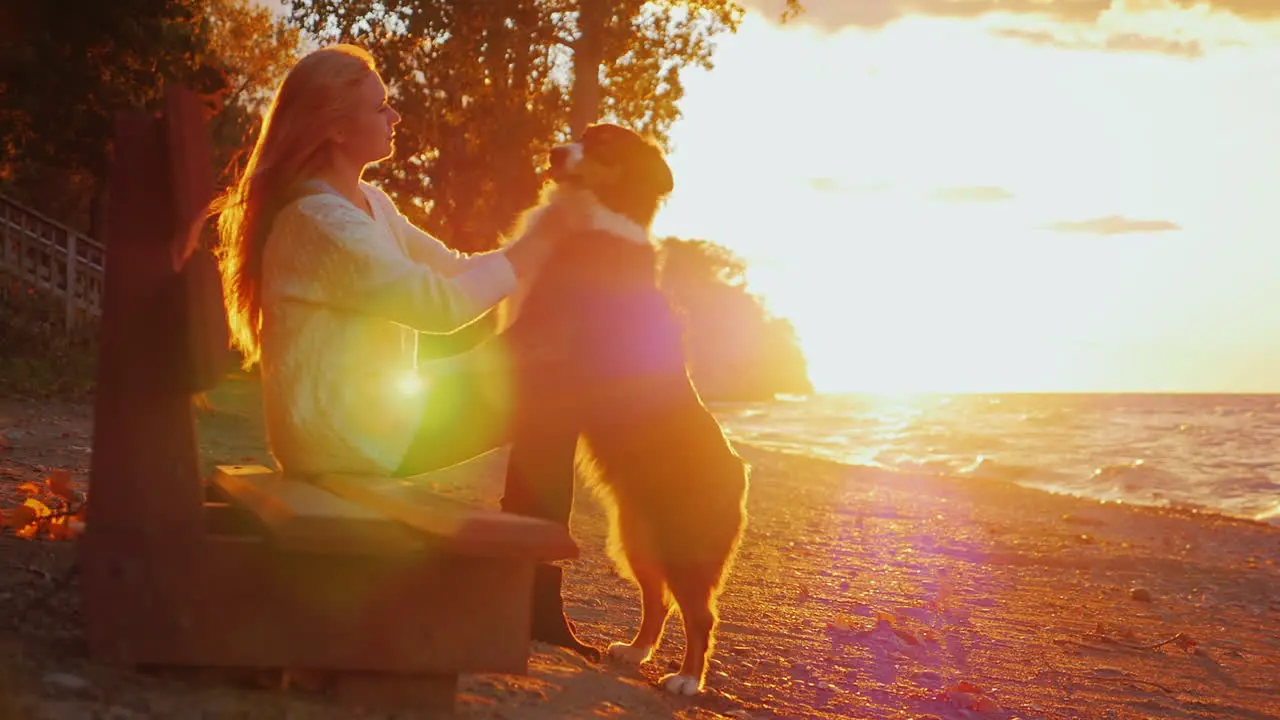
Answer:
[{"left": 548, "top": 143, "right": 584, "bottom": 181}]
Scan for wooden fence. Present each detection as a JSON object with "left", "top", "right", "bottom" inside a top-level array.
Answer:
[{"left": 0, "top": 193, "right": 105, "bottom": 330}]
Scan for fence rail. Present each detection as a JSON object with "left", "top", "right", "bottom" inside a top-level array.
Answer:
[{"left": 0, "top": 193, "right": 105, "bottom": 329}]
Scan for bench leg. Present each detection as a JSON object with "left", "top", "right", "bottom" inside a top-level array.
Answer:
[{"left": 330, "top": 671, "right": 458, "bottom": 714}]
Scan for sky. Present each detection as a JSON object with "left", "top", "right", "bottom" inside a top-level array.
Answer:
[
  {"left": 648, "top": 0, "right": 1280, "bottom": 393},
  {"left": 253, "top": 0, "right": 1280, "bottom": 394}
]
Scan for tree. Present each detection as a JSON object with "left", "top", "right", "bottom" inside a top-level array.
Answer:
[
  {"left": 288, "top": 0, "right": 748, "bottom": 252},
  {"left": 0, "top": 0, "right": 299, "bottom": 230},
  {"left": 659, "top": 238, "right": 812, "bottom": 401},
  {"left": 0, "top": 0, "right": 225, "bottom": 227},
  {"left": 571, "top": 0, "right": 805, "bottom": 138},
  {"left": 201, "top": 0, "right": 303, "bottom": 188}
]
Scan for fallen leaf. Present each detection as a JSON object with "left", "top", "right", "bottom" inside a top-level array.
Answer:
[
  {"left": 892, "top": 628, "right": 921, "bottom": 646},
  {"left": 25, "top": 497, "right": 51, "bottom": 518},
  {"left": 6, "top": 504, "right": 36, "bottom": 531},
  {"left": 16, "top": 481, "right": 42, "bottom": 494},
  {"left": 47, "top": 469, "right": 75, "bottom": 501},
  {"left": 46, "top": 517, "right": 71, "bottom": 541}
]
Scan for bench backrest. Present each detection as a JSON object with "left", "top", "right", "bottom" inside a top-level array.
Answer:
[{"left": 85, "top": 85, "right": 229, "bottom": 548}]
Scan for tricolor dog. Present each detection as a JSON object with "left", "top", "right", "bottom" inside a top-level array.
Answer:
[{"left": 502, "top": 124, "right": 750, "bottom": 695}]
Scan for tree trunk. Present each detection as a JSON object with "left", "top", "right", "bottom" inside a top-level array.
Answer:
[{"left": 569, "top": 0, "right": 605, "bottom": 138}]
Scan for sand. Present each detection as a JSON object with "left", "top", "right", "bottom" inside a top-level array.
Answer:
[{"left": 0, "top": 383, "right": 1277, "bottom": 719}]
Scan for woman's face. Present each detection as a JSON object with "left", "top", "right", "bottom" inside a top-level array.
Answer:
[{"left": 333, "top": 71, "right": 402, "bottom": 167}]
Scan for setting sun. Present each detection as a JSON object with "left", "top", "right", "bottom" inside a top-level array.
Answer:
[{"left": 653, "top": 9, "right": 1280, "bottom": 393}]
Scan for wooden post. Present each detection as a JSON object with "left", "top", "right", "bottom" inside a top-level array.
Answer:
[{"left": 80, "top": 84, "right": 217, "bottom": 658}]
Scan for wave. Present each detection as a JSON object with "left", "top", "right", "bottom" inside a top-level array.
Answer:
[
  {"left": 1255, "top": 502, "right": 1280, "bottom": 524},
  {"left": 713, "top": 393, "right": 1280, "bottom": 525}
]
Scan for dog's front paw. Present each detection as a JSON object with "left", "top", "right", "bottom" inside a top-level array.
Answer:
[
  {"left": 659, "top": 672, "right": 702, "bottom": 695},
  {"left": 607, "top": 642, "right": 653, "bottom": 665}
]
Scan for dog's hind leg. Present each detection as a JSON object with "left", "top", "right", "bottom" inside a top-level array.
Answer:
[
  {"left": 660, "top": 566, "right": 720, "bottom": 695},
  {"left": 606, "top": 563, "right": 669, "bottom": 665},
  {"left": 606, "top": 513, "right": 670, "bottom": 666}
]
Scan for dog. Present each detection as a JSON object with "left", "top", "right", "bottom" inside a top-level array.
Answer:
[{"left": 500, "top": 124, "right": 750, "bottom": 695}]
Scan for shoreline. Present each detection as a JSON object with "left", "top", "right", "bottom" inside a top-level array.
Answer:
[
  {"left": 736, "top": 443, "right": 1280, "bottom": 531},
  {"left": 1, "top": 392, "right": 1278, "bottom": 718},
  {"left": 710, "top": 392, "right": 1280, "bottom": 529}
]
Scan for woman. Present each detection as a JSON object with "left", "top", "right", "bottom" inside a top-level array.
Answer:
[
  {"left": 216, "top": 44, "right": 576, "bottom": 479},
  {"left": 214, "top": 43, "right": 596, "bottom": 659}
]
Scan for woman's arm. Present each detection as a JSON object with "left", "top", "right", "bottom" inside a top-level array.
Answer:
[
  {"left": 277, "top": 197, "right": 516, "bottom": 333},
  {"left": 368, "top": 182, "right": 581, "bottom": 284},
  {"left": 369, "top": 183, "right": 497, "bottom": 277}
]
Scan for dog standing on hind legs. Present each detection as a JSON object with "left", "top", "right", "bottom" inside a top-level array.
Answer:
[{"left": 500, "top": 124, "right": 750, "bottom": 695}]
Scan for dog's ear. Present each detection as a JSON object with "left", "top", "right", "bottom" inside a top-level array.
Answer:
[{"left": 643, "top": 144, "right": 674, "bottom": 196}]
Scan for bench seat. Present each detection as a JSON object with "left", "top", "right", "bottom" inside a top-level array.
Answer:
[{"left": 211, "top": 464, "right": 577, "bottom": 562}]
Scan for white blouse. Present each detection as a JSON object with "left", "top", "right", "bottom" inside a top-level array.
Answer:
[{"left": 258, "top": 181, "right": 517, "bottom": 475}]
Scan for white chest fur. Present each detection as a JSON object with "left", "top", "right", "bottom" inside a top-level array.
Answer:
[{"left": 587, "top": 199, "right": 651, "bottom": 246}]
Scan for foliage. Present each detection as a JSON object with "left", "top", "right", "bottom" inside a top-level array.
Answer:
[
  {"left": 0, "top": 0, "right": 299, "bottom": 229},
  {"left": 201, "top": 0, "right": 304, "bottom": 188},
  {"left": 0, "top": 471, "right": 85, "bottom": 542},
  {"left": 659, "top": 238, "right": 812, "bottom": 400},
  {"left": 287, "top": 0, "right": 744, "bottom": 252},
  {"left": 0, "top": 281, "right": 97, "bottom": 400},
  {"left": 0, "top": 0, "right": 812, "bottom": 397}
]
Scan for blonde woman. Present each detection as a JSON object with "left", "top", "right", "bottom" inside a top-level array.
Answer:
[{"left": 216, "top": 43, "right": 574, "bottom": 475}]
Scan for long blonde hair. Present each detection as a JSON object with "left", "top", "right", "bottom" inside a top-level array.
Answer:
[{"left": 214, "top": 44, "right": 377, "bottom": 367}]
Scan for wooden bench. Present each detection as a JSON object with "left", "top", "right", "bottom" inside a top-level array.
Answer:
[{"left": 78, "top": 84, "right": 577, "bottom": 713}]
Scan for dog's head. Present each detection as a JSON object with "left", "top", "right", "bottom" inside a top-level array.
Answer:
[{"left": 547, "top": 124, "right": 673, "bottom": 230}]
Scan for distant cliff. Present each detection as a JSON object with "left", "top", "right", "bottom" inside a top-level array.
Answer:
[{"left": 658, "top": 238, "right": 812, "bottom": 403}]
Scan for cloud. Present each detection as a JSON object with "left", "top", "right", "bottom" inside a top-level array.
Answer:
[
  {"left": 991, "top": 26, "right": 1204, "bottom": 57},
  {"left": 1167, "top": 0, "right": 1280, "bottom": 21},
  {"left": 928, "top": 185, "right": 1015, "bottom": 203},
  {"left": 1042, "top": 215, "right": 1182, "bottom": 235},
  {"left": 742, "top": 0, "right": 1280, "bottom": 30},
  {"left": 744, "top": 0, "right": 903, "bottom": 29},
  {"left": 807, "top": 177, "right": 842, "bottom": 193},
  {"left": 807, "top": 177, "right": 891, "bottom": 194}
]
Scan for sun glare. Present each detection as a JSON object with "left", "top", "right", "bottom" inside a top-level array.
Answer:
[{"left": 653, "top": 11, "right": 1280, "bottom": 395}]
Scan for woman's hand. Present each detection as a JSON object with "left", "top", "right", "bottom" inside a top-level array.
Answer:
[{"left": 503, "top": 195, "right": 591, "bottom": 281}]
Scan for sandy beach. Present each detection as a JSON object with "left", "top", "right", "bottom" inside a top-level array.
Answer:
[{"left": 0, "top": 380, "right": 1277, "bottom": 719}]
